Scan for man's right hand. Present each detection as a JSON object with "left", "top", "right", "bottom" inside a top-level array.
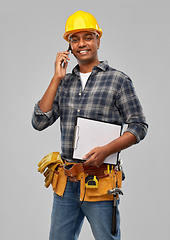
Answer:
[{"left": 53, "top": 50, "right": 70, "bottom": 82}]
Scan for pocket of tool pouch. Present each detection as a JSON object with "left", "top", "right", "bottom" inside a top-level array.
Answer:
[
  {"left": 52, "top": 171, "right": 59, "bottom": 190},
  {"left": 86, "top": 174, "right": 116, "bottom": 197},
  {"left": 52, "top": 167, "right": 68, "bottom": 197}
]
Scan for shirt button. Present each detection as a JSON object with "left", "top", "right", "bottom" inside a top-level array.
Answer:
[
  {"left": 77, "top": 109, "right": 80, "bottom": 112},
  {"left": 79, "top": 93, "right": 81, "bottom": 96}
]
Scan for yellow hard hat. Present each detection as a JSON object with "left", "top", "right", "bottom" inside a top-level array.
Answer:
[{"left": 63, "top": 11, "right": 102, "bottom": 42}]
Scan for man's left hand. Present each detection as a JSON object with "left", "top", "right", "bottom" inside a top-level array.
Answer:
[{"left": 83, "top": 146, "right": 108, "bottom": 167}]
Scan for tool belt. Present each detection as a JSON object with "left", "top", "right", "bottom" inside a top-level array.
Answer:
[
  {"left": 64, "top": 163, "right": 109, "bottom": 182},
  {"left": 52, "top": 161, "right": 122, "bottom": 202}
]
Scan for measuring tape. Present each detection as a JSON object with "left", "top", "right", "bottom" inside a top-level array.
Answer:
[{"left": 85, "top": 175, "right": 99, "bottom": 188}]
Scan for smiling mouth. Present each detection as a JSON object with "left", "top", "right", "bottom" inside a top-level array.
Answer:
[{"left": 78, "top": 50, "right": 90, "bottom": 54}]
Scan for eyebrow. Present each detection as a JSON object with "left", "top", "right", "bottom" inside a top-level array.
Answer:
[{"left": 71, "top": 33, "right": 94, "bottom": 38}]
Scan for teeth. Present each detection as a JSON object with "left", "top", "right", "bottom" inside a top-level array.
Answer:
[{"left": 80, "top": 50, "right": 88, "bottom": 53}]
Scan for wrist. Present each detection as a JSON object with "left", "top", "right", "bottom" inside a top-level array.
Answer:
[
  {"left": 52, "top": 75, "right": 62, "bottom": 84},
  {"left": 101, "top": 145, "right": 111, "bottom": 159}
]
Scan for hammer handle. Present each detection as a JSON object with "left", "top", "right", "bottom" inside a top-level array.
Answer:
[{"left": 111, "top": 205, "right": 117, "bottom": 235}]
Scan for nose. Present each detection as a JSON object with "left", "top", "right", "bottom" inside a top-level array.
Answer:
[{"left": 78, "top": 37, "right": 86, "bottom": 48}]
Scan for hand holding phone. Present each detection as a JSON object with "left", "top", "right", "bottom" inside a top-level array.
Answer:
[{"left": 54, "top": 48, "right": 70, "bottom": 81}]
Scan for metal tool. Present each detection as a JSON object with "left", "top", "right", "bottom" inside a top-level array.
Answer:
[
  {"left": 118, "top": 159, "right": 125, "bottom": 181},
  {"left": 118, "top": 159, "right": 123, "bottom": 171},
  {"left": 107, "top": 188, "right": 123, "bottom": 236}
]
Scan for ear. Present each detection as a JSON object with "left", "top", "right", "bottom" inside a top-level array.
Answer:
[{"left": 97, "top": 38, "right": 100, "bottom": 50}]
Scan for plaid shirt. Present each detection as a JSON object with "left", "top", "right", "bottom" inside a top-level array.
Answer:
[{"left": 32, "top": 61, "right": 148, "bottom": 158}]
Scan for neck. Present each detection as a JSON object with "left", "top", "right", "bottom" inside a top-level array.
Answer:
[{"left": 78, "top": 59, "right": 100, "bottom": 73}]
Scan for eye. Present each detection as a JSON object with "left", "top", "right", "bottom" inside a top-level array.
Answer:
[
  {"left": 71, "top": 38, "right": 78, "bottom": 43},
  {"left": 85, "top": 36, "right": 92, "bottom": 41}
]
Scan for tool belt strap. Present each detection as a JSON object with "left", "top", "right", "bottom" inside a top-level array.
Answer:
[
  {"left": 84, "top": 164, "right": 109, "bottom": 178},
  {"left": 64, "top": 162, "right": 111, "bottom": 182},
  {"left": 64, "top": 163, "right": 84, "bottom": 180}
]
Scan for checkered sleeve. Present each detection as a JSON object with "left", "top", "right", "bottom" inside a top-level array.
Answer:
[
  {"left": 31, "top": 97, "right": 60, "bottom": 131},
  {"left": 116, "top": 77, "right": 148, "bottom": 143}
]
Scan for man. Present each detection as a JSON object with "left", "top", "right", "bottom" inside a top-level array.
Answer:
[{"left": 32, "top": 10, "right": 148, "bottom": 240}]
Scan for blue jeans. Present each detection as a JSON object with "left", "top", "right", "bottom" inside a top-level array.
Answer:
[{"left": 49, "top": 180, "right": 121, "bottom": 240}]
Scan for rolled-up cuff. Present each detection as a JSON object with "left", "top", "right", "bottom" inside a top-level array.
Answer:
[
  {"left": 124, "top": 123, "right": 148, "bottom": 143},
  {"left": 34, "top": 102, "right": 53, "bottom": 118}
]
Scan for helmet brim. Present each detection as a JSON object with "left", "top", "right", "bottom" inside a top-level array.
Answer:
[{"left": 63, "top": 28, "right": 102, "bottom": 42}]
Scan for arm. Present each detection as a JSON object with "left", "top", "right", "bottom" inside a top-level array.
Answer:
[
  {"left": 83, "top": 77, "right": 148, "bottom": 167},
  {"left": 31, "top": 50, "right": 70, "bottom": 130},
  {"left": 39, "top": 50, "right": 70, "bottom": 113}
]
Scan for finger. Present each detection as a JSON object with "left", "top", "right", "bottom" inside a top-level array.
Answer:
[
  {"left": 83, "top": 158, "right": 93, "bottom": 166},
  {"left": 38, "top": 163, "right": 48, "bottom": 173},
  {"left": 63, "top": 61, "right": 68, "bottom": 69},
  {"left": 38, "top": 165, "right": 44, "bottom": 173},
  {"left": 56, "top": 56, "right": 69, "bottom": 66},
  {"left": 57, "top": 55, "right": 70, "bottom": 68},
  {"left": 38, "top": 162, "right": 52, "bottom": 173},
  {"left": 45, "top": 178, "right": 51, "bottom": 188},
  {"left": 83, "top": 149, "right": 96, "bottom": 166},
  {"left": 84, "top": 158, "right": 101, "bottom": 167},
  {"left": 59, "top": 50, "right": 70, "bottom": 55},
  {"left": 44, "top": 168, "right": 50, "bottom": 177},
  {"left": 83, "top": 149, "right": 95, "bottom": 160},
  {"left": 57, "top": 52, "right": 70, "bottom": 61},
  {"left": 38, "top": 158, "right": 46, "bottom": 166},
  {"left": 38, "top": 153, "right": 52, "bottom": 166},
  {"left": 45, "top": 173, "right": 53, "bottom": 188},
  {"left": 83, "top": 154, "right": 97, "bottom": 166},
  {"left": 57, "top": 51, "right": 70, "bottom": 56},
  {"left": 61, "top": 54, "right": 70, "bottom": 61}
]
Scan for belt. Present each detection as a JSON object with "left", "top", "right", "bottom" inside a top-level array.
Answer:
[{"left": 63, "top": 160, "right": 115, "bottom": 182}]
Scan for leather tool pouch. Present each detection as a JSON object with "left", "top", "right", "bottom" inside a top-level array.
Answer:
[
  {"left": 52, "top": 163, "right": 84, "bottom": 196},
  {"left": 52, "top": 162, "right": 123, "bottom": 202},
  {"left": 83, "top": 171, "right": 122, "bottom": 202},
  {"left": 64, "top": 163, "right": 84, "bottom": 182},
  {"left": 52, "top": 166, "right": 67, "bottom": 197}
]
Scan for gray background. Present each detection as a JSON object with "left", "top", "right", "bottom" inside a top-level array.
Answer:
[{"left": 1, "top": 0, "right": 169, "bottom": 239}]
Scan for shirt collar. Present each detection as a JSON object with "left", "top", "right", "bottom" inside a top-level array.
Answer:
[
  {"left": 72, "top": 60, "right": 109, "bottom": 76},
  {"left": 96, "top": 60, "right": 109, "bottom": 71}
]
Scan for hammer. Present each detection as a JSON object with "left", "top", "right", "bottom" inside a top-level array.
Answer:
[{"left": 107, "top": 188, "right": 123, "bottom": 236}]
